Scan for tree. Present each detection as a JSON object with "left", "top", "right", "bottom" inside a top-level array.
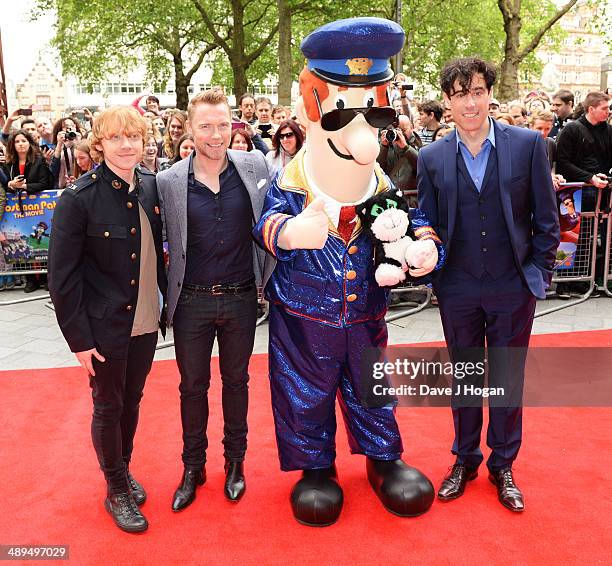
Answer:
[
  {"left": 192, "top": 0, "right": 280, "bottom": 99},
  {"left": 497, "top": 0, "right": 578, "bottom": 101},
  {"left": 34, "top": 0, "right": 221, "bottom": 109}
]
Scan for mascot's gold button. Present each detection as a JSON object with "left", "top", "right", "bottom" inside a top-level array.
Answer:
[
  {"left": 131, "top": 253, "right": 137, "bottom": 260},
  {"left": 130, "top": 279, "right": 136, "bottom": 286},
  {"left": 347, "top": 293, "right": 357, "bottom": 302},
  {"left": 130, "top": 228, "right": 137, "bottom": 235},
  {"left": 346, "top": 270, "right": 356, "bottom": 280},
  {"left": 112, "top": 179, "right": 122, "bottom": 189},
  {"left": 127, "top": 202, "right": 133, "bottom": 208},
  {"left": 91, "top": 174, "right": 97, "bottom": 180},
  {"left": 126, "top": 305, "right": 132, "bottom": 311},
  {"left": 348, "top": 246, "right": 359, "bottom": 255},
  {"left": 104, "top": 231, "right": 110, "bottom": 237}
]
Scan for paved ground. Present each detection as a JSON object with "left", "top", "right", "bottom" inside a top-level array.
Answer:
[{"left": 1, "top": 286, "right": 611, "bottom": 371}]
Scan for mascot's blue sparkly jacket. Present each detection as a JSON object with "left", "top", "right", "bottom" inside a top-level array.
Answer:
[{"left": 253, "top": 150, "right": 445, "bottom": 326}]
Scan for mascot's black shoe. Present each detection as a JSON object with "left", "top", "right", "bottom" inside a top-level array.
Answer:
[
  {"left": 366, "top": 458, "right": 435, "bottom": 517},
  {"left": 172, "top": 467, "right": 206, "bottom": 512},
  {"left": 290, "top": 466, "right": 343, "bottom": 527},
  {"left": 224, "top": 461, "right": 246, "bottom": 502},
  {"left": 127, "top": 471, "right": 146, "bottom": 506}
]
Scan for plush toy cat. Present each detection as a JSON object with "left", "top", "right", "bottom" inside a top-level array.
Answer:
[{"left": 357, "top": 191, "right": 438, "bottom": 287}]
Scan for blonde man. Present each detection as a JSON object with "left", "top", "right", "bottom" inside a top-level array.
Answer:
[
  {"left": 48, "top": 106, "right": 167, "bottom": 533},
  {"left": 157, "top": 89, "right": 274, "bottom": 511}
]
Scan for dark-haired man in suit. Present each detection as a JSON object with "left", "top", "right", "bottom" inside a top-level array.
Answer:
[{"left": 418, "top": 57, "right": 559, "bottom": 512}]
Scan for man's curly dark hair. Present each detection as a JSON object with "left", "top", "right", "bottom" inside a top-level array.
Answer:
[{"left": 440, "top": 57, "right": 497, "bottom": 97}]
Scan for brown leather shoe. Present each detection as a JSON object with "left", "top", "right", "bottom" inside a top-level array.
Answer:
[
  {"left": 437, "top": 463, "right": 478, "bottom": 500},
  {"left": 488, "top": 467, "right": 524, "bottom": 512}
]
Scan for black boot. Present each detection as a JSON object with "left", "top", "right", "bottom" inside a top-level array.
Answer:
[
  {"left": 171, "top": 467, "right": 205, "bottom": 512},
  {"left": 127, "top": 471, "right": 146, "bottom": 506},
  {"left": 104, "top": 492, "right": 148, "bottom": 533},
  {"left": 290, "top": 465, "right": 343, "bottom": 527},
  {"left": 224, "top": 461, "right": 246, "bottom": 502},
  {"left": 366, "top": 458, "right": 434, "bottom": 517}
]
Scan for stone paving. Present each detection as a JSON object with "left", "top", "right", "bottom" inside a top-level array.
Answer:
[{"left": 1, "top": 287, "right": 611, "bottom": 371}]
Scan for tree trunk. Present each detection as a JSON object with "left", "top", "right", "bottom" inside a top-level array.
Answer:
[
  {"left": 277, "top": 0, "right": 292, "bottom": 106},
  {"left": 231, "top": 0, "right": 248, "bottom": 98},
  {"left": 497, "top": 1, "right": 522, "bottom": 101},
  {"left": 498, "top": 57, "right": 521, "bottom": 102},
  {"left": 173, "top": 56, "right": 190, "bottom": 110}
]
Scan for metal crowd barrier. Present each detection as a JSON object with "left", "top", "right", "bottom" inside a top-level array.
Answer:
[
  {"left": 386, "top": 283, "right": 432, "bottom": 322},
  {"left": 601, "top": 183, "right": 612, "bottom": 297},
  {"left": 535, "top": 182, "right": 602, "bottom": 318},
  {"left": 0, "top": 261, "right": 50, "bottom": 306}
]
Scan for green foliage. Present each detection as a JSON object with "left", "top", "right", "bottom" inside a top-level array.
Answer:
[{"left": 34, "top": 0, "right": 215, "bottom": 92}]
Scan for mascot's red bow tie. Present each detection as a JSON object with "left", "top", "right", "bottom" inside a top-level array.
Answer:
[{"left": 338, "top": 205, "right": 357, "bottom": 244}]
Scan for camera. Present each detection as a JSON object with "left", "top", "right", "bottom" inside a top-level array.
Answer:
[
  {"left": 397, "top": 83, "right": 413, "bottom": 91},
  {"left": 64, "top": 131, "right": 77, "bottom": 141},
  {"left": 384, "top": 129, "right": 398, "bottom": 143}
]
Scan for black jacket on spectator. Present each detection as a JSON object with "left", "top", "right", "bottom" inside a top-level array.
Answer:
[
  {"left": 1, "top": 157, "right": 53, "bottom": 194},
  {"left": 556, "top": 116, "right": 612, "bottom": 183},
  {"left": 48, "top": 163, "right": 167, "bottom": 359}
]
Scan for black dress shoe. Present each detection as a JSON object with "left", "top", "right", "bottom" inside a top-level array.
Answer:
[
  {"left": 489, "top": 467, "right": 524, "bottom": 512},
  {"left": 127, "top": 471, "right": 146, "bottom": 506},
  {"left": 437, "top": 463, "right": 478, "bottom": 501},
  {"left": 290, "top": 466, "right": 343, "bottom": 527},
  {"left": 366, "top": 458, "right": 435, "bottom": 517},
  {"left": 104, "top": 492, "right": 148, "bottom": 533},
  {"left": 24, "top": 278, "right": 39, "bottom": 293},
  {"left": 224, "top": 461, "right": 245, "bottom": 502},
  {"left": 171, "top": 467, "right": 205, "bottom": 512}
]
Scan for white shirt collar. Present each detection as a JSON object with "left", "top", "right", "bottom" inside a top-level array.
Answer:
[{"left": 303, "top": 160, "right": 377, "bottom": 227}]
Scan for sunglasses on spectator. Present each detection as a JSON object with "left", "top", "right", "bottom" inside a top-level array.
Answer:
[
  {"left": 279, "top": 132, "right": 295, "bottom": 140},
  {"left": 313, "top": 88, "right": 396, "bottom": 131}
]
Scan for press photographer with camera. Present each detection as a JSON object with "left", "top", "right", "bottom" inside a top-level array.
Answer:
[
  {"left": 391, "top": 74, "right": 413, "bottom": 117},
  {"left": 50, "top": 116, "right": 83, "bottom": 189},
  {"left": 377, "top": 114, "right": 421, "bottom": 205}
]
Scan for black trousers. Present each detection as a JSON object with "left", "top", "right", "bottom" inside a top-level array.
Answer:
[
  {"left": 173, "top": 286, "right": 257, "bottom": 468},
  {"left": 90, "top": 332, "right": 158, "bottom": 493},
  {"left": 435, "top": 268, "right": 536, "bottom": 472}
]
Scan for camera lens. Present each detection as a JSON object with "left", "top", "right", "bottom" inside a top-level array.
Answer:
[
  {"left": 65, "top": 131, "right": 77, "bottom": 141},
  {"left": 385, "top": 129, "right": 397, "bottom": 143}
]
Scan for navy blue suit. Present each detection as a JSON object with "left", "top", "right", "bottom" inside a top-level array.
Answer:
[{"left": 418, "top": 121, "right": 559, "bottom": 471}]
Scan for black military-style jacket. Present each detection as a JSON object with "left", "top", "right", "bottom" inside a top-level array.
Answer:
[{"left": 48, "top": 162, "right": 167, "bottom": 358}]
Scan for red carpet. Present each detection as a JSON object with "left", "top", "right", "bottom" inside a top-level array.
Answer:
[{"left": 1, "top": 329, "right": 611, "bottom": 565}]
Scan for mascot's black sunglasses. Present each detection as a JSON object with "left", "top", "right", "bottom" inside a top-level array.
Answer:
[{"left": 313, "top": 89, "right": 397, "bottom": 131}]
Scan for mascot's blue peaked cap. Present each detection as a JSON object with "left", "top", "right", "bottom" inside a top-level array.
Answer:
[{"left": 300, "top": 17, "right": 405, "bottom": 86}]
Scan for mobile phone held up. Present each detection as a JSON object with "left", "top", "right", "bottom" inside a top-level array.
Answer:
[{"left": 18, "top": 108, "right": 33, "bottom": 116}]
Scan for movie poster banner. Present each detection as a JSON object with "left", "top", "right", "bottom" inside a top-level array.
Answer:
[
  {"left": 0, "top": 190, "right": 58, "bottom": 266},
  {"left": 554, "top": 184, "right": 583, "bottom": 271}
]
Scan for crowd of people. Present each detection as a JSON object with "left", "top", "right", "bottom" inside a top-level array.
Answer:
[{"left": 0, "top": 82, "right": 611, "bottom": 294}]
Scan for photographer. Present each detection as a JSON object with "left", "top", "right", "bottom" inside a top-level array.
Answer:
[
  {"left": 1, "top": 108, "right": 35, "bottom": 143},
  {"left": 391, "top": 73, "right": 412, "bottom": 117},
  {"left": 49, "top": 117, "right": 82, "bottom": 189},
  {"left": 377, "top": 114, "right": 420, "bottom": 205}
]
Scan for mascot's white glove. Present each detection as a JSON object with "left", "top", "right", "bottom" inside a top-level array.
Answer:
[
  {"left": 277, "top": 198, "right": 329, "bottom": 250},
  {"left": 407, "top": 239, "right": 438, "bottom": 277}
]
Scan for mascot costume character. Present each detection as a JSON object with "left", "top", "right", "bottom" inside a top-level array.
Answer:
[{"left": 254, "top": 17, "right": 445, "bottom": 526}]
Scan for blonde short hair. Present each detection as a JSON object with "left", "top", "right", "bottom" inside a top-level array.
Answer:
[
  {"left": 529, "top": 109, "right": 554, "bottom": 125},
  {"left": 187, "top": 88, "right": 232, "bottom": 121},
  {"left": 90, "top": 106, "right": 148, "bottom": 162}
]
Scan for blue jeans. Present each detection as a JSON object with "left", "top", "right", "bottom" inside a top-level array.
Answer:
[{"left": 173, "top": 285, "right": 257, "bottom": 467}]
